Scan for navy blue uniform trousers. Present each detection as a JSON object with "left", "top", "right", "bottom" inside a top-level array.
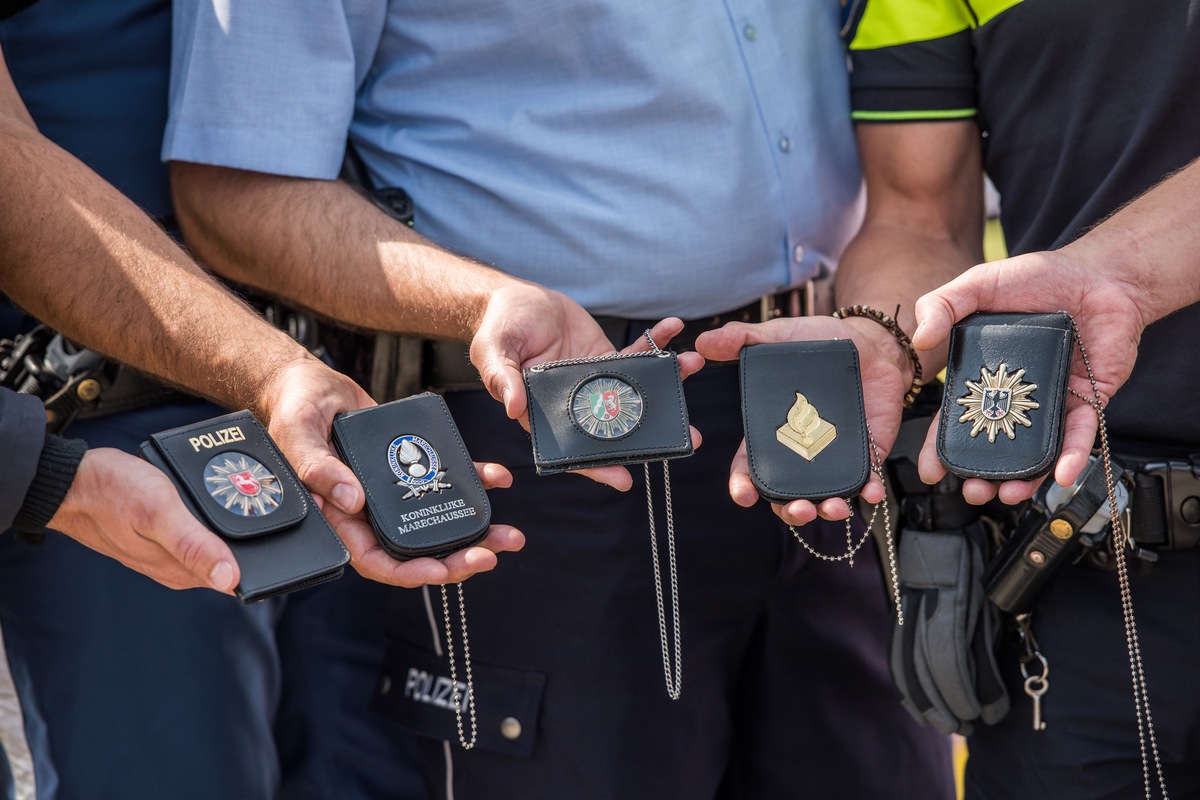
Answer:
[
  {"left": 967, "top": 548, "right": 1200, "bottom": 799},
  {"left": 0, "top": 400, "right": 424, "bottom": 800},
  {"left": 377, "top": 362, "right": 956, "bottom": 799}
]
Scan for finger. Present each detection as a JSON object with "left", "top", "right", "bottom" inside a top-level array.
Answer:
[
  {"left": 439, "top": 526, "right": 527, "bottom": 582},
  {"left": 299, "top": 448, "right": 366, "bottom": 515},
  {"left": 775, "top": 499, "right": 818, "bottom": 527},
  {"left": 997, "top": 475, "right": 1045, "bottom": 505},
  {"left": 1054, "top": 402, "right": 1100, "bottom": 487},
  {"left": 912, "top": 269, "right": 985, "bottom": 352},
  {"left": 728, "top": 440, "right": 759, "bottom": 508},
  {"left": 677, "top": 351, "right": 705, "bottom": 379},
  {"left": 474, "top": 461, "right": 514, "bottom": 490},
  {"left": 859, "top": 471, "right": 886, "bottom": 505},
  {"left": 146, "top": 507, "right": 241, "bottom": 593},
  {"left": 815, "top": 496, "right": 853, "bottom": 521},
  {"left": 961, "top": 478, "right": 1000, "bottom": 505},
  {"left": 623, "top": 318, "right": 684, "bottom": 352},
  {"left": 571, "top": 464, "right": 634, "bottom": 491},
  {"left": 693, "top": 322, "right": 761, "bottom": 362},
  {"left": 917, "top": 416, "right": 949, "bottom": 484}
]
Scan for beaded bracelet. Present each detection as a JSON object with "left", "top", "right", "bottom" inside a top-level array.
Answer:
[{"left": 832, "top": 304, "right": 923, "bottom": 407}]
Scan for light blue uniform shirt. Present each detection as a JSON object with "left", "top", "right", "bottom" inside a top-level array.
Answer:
[{"left": 165, "top": 0, "right": 862, "bottom": 319}]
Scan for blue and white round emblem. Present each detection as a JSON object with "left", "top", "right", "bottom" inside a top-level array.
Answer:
[
  {"left": 203, "top": 452, "right": 283, "bottom": 517},
  {"left": 388, "top": 435, "right": 441, "bottom": 487},
  {"left": 571, "top": 375, "right": 644, "bottom": 440}
]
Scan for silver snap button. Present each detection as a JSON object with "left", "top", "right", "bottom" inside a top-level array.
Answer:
[
  {"left": 793, "top": 244, "right": 805, "bottom": 263},
  {"left": 779, "top": 136, "right": 792, "bottom": 153},
  {"left": 380, "top": 675, "right": 392, "bottom": 695}
]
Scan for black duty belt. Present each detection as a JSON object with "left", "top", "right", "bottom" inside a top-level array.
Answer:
[
  {"left": 1124, "top": 457, "right": 1200, "bottom": 552},
  {"left": 422, "top": 283, "right": 827, "bottom": 393}
]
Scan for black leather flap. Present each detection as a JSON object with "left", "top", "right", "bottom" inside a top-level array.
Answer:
[
  {"left": 739, "top": 339, "right": 870, "bottom": 501},
  {"left": 523, "top": 351, "right": 693, "bottom": 473},
  {"left": 937, "top": 312, "right": 1073, "bottom": 480},
  {"left": 372, "top": 637, "right": 546, "bottom": 758},
  {"left": 145, "top": 410, "right": 307, "bottom": 538},
  {"left": 332, "top": 393, "right": 491, "bottom": 560},
  {"left": 139, "top": 410, "right": 349, "bottom": 603}
]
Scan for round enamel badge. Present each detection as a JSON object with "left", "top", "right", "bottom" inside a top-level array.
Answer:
[
  {"left": 571, "top": 375, "right": 644, "bottom": 440},
  {"left": 203, "top": 452, "right": 283, "bottom": 517}
]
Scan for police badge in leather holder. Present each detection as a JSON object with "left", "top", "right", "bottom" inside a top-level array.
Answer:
[
  {"left": 139, "top": 410, "right": 350, "bottom": 603},
  {"left": 331, "top": 393, "right": 491, "bottom": 560},
  {"left": 523, "top": 336, "right": 690, "bottom": 701},
  {"left": 523, "top": 347, "right": 693, "bottom": 473},
  {"left": 739, "top": 339, "right": 870, "bottom": 501},
  {"left": 937, "top": 312, "right": 1073, "bottom": 481}
]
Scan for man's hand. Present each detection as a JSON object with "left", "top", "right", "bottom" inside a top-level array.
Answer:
[
  {"left": 322, "top": 461, "right": 526, "bottom": 587},
  {"left": 695, "top": 315, "right": 912, "bottom": 526},
  {"left": 47, "top": 448, "right": 241, "bottom": 592},
  {"left": 470, "top": 283, "right": 703, "bottom": 490},
  {"left": 255, "top": 355, "right": 525, "bottom": 585},
  {"left": 913, "top": 249, "right": 1145, "bottom": 504}
]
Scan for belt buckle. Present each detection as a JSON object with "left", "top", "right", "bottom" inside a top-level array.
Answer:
[
  {"left": 1141, "top": 460, "right": 1200, "bottom": 550},
  {"left": 757, "top": 280, "right": 813, "bottom": 323}
]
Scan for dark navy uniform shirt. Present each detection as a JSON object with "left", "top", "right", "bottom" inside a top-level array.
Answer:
[{"left": 846, "top": 0, "right": 1200, "bottom": 451}]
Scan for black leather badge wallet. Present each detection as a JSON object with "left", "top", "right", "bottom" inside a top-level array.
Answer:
[
  {"left": 937, "top": 312, "right": 1073, "bottom": 481},
  {"left": 139, "top": 410, "right": 350, "bottom": 603},
  {"left": 331, "top": 393, "right": 491, "bottom": 560},
  {"left": 739, "top": 339, "right": 870, "bottom": 502},
  {"left": 522, "top": 349, "right": 693, "bottom": 473}
]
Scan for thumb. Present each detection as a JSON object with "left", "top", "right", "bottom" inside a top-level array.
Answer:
[
  {"left": 913, "top": 270, "right": 985, "bottom": 351},
  {"left": 151, "top": 505, "right": 241, "bottom": 592},
  {"left": 474, "top": 343, "right": 528, "bottom": 421}
]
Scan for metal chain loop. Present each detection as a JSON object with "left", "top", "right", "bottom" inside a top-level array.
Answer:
[
  {"left": 645, "top": 461, "right": 683, "bottom": 700},
  {"left": 788, "top": 423, "right": 904, "bottom": 626},
  {"left": 527, "top": 330, "right": 670, "bottom": 373},
  {"left": 440, "top": 582, "right": 478, "bottom": 749},
  {"left": 1064, "top": 313, "right": 1167, "bottom": 800}
]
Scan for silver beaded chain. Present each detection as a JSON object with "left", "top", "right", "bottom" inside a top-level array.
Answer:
[
  {"left": 788, "top": 424, "right": 904, "bottom": 626},
  {"left": 1064, "top": 313, "right": 1167, "bottom": 800},
  {"left": 440, "top": 582, "right": 478, "bottom": 749}
]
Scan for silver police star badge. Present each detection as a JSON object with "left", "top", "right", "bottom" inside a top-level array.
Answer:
[
  {"left": 388, "top": 435, "right": 453, "bottom": 500},
  {"left": 570, "top": 375, "right": 644, "bottom": 440},
  {"left": 204, "top": 452, "right": 283, "bottom": 517},
  {"left": 957, "top": 363, "right": 1039, "bottom": 443}
]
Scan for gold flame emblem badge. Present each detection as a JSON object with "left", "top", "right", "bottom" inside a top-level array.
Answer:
[{"left": 777, "top": 392, "right": 836, "bottom": 461}]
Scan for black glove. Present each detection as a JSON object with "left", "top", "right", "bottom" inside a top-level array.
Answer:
[{"left": 889, "top": 519, "right": 1010, "bottom": 735}]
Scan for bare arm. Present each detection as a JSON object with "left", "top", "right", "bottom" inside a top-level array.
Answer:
[
  {"left": 0, "top": 48, "right": 306, "bottom": 416},
  {"left": 695, "top": 120, "right": 985, "bottom": 524},
  {"left": 0, "top": 48, "right": 522, "bottom": 585},
  {"left": 914, "top": 155, "right": 1200, "bottom": 495},
  {"left": 170, "top": 162, "right": 703, "bottom": 491}
]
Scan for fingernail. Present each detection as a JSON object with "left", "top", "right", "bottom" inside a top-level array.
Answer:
[
  {"left": 501, "top": 386, "right": 512, "bottom": 407},
  {"left": 332, "top": 483, "right": 358, "bottom": 513},
  {"left": 209, "top": 561, "right": 236, "bottom": 592}
]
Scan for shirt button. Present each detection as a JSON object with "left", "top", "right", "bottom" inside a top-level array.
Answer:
[
  {"left": 379, "top": 675, "right": 393, "bottom": 695},
  {"left": 779, "top": 137, "right": 792, "bottom": 153},
  {"left": 500, "top": 716, "right": 523, "bottom": 740},
  {"left": 744, "top": 25, "right": 757, "bottom": 40},
  {"left": 793, "top": 245, "right": 805, "bottom": 263}
]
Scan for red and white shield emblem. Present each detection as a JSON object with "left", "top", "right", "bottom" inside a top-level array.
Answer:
[
  {"left": 230, "top": 470, "right": 262, "bottom": 496},
  {"left": 591, "top": 390, "right": 620, "bottom": 422}
]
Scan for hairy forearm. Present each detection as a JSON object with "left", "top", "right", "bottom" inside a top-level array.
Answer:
[
  {"left": 834, "top": 122, "right": 985, "bottom": 379},
  {"left": 0, "top": 119, "right": 309, "bottom": 414},
  {"left": 1066, "top": 156, "right": 1200, "bottom": 328},
  {"left": 171, "top": 162, "right": 520, "bottom": 342}
]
